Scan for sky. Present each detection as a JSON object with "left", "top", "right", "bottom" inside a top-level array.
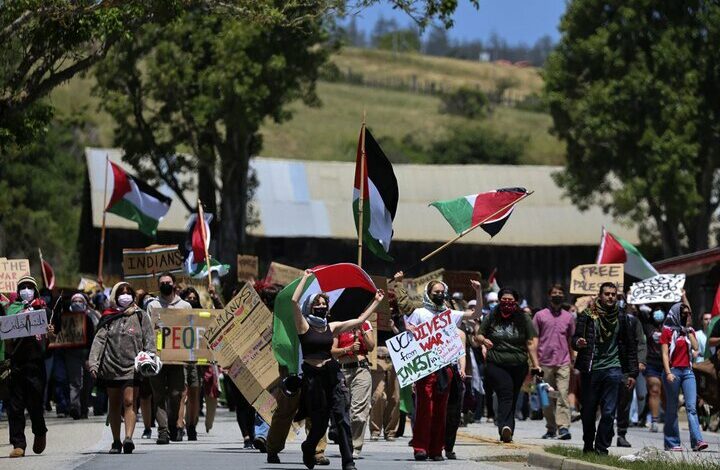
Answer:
[{"left": 345, "top": 0, "right": 568, "bottom": 45}]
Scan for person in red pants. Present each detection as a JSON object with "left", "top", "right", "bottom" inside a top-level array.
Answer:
[{"left": 404, "top": 279, "right": 482, "bottom": 461}]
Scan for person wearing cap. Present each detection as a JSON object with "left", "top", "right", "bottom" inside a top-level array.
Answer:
[
  {"left": 88, "top": 282, "right": 155, "bottom": 454},
  {"left": 146, "top": 272, "right": 192, "bottom": 444},
  {"left": 405, "top": 279, "right": 482, "bottom": 461},
  {"left": 4, "top": 275, "right": 56, "bottom": 458}
]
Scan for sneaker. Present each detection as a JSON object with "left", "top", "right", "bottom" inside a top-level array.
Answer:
[
  {"left": 693, "top": 441, "right": 709, "bottom": 452},
  {"left": 174, "top": 428, "right": 184, "bottom": 442},
  {"left": 370, "top": 434, "right": 380, "bottom": 441},
  {"left": 156, "top": 431, "right": 170, "bottom": 445},
  {"left": 501, "top": 426, "right": 513, "bottom": 443},
  {"left": 342, "top": 464, "right": 357, "bottom": 470},
  {"left": 352, "top": 451, "right": 360, "bottom": 459},
  {"left": 187, "top": 426, "right": 197, "bottom": 441},
  {"left": 446, "top": 451, "right": 457, "bottom": 460},
  {"left": 315, "top": 455, "right": 330, "bottom": 466},
  {"left": 385, "top": 435, "right": 396, "bottom": 442},
  {"left": 617, "top": 436, "right": 631, "bottom": 448},
  {"left": 109, "top": 441, "right": 122, "bottom": 454},
  {"left": 558, "top": 429, "right": 572, "bottom": 440},
  {"left": 253, "top": 436, "right": 267, "bottom": 453},
  {"left": 243, "top": 439, "right": 254, "bottom": 449},
  {"left": 123, "top": 438, "right": 135, "bottom": 454},
  {"left": 33, "top": 434, "right": 46, "bottom": 454},
  {"left": 142, "top": 428, "right": 152, "bottom": 439},
  {"left": 267, "top": 453, "right": 281, "bottom": 464},
  {"left": 541, "top": 431, "right": 557, "bottom": 439},
  {"left": 432, "top": 455, "right": 444, "bottom": 461},
  {"left": 9, "top": 448, "right": 24, "bottom": 458},
  {"left": 414, "top": 450, "right": 428, "bottom": 461},
  {"left": 667, "top": 446, "right": 683, "bottom": 452},
  {"left": 650, "top": 422, "right": 659, "bottom": 433}
]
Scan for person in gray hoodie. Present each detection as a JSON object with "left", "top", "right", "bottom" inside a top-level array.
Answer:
[
  {"left": 89, "top": 282, "right": 155, "bottom": 455},
  {"left": 146, "top": 272, "right": 192, "bottom": 444}
]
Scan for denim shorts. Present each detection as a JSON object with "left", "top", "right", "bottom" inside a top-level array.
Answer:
[{"left": 643, "top": 363, "right": 663, "bottom": 378}]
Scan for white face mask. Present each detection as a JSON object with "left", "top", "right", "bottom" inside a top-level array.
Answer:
[
  {"left": 117, "top": 294, "right": 133, "bottom": 308},
  {"left": 19, "top": 288, "right": 35, "bottom": 303}
]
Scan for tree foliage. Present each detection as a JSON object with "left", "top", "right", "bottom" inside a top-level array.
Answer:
[{"left": 545, "top": 1, "right": 720, "bottom": 256}]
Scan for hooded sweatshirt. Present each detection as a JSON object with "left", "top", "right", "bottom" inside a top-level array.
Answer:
[
  {"left": 3, "top": 276, "right": 52, "bottom": 365},
  {"left": 87, "top": 282, "right": 156, "bottom": 381},
  {"left": 146, "top": 293, "right": 192, "bottom": 329}
]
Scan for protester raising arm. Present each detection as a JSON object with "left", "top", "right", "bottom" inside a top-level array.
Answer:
[
  {"left": 292, "top": 270, "right": 313, "bottom": 335},
  {"left": 330, "top": 290, "right": 384, "bottom": 335}
]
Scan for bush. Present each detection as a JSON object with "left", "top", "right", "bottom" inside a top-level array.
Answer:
[
  {"left": 515, "top": 92, "right": 548, "bottom": 113},
  {"left": 428, "top": 126, "right": 524, "bottom": 165},
  {"left": 439, "top": 87, "right": 489, "bottom": 119}
]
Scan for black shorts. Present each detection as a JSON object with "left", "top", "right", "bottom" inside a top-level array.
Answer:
[{"left": 102, "top": 377, "right": 141, "bottom": 389}]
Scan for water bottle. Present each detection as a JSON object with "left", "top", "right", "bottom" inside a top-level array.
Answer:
[{"left": 536, "top": 379, "right": 550, "bottom": 409}]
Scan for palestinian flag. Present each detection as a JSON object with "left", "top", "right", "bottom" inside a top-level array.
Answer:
[
  {"left": 272, "top": 263, "right": 377, "bottom": 374},
  {"left": 106, "top": 161, "right": 171, "bottom": 236},
  {"left": 184, "top": 213, "right": 229, "bottom": 279},
  {"left": 487, "top": 268, "right": 500, "bottom": 293},
  {"left": 596, "top": 227, "right": 658, "bottom": 280},
  {"left": 41, "top": 258, "right": 55, "bottom": 290},
  {"left": 353, "top": 126, "right": 398, "bottom": 261},
  {"left": 430, "top": 188, "right": 528, "bottom": 237}
]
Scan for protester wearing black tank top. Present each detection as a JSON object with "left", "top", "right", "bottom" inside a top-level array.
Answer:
[{"left": 292, "top": 269, "right": 384, "bottom": 470}]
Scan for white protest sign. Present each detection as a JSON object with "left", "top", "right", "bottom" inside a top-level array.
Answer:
[
  {"left": 627, "top": 274, "right": 686, "bottom": 305},
  {"left": 386, "top": 309, "right": 464, "bottom": 388},
  {"left": 0, "top": 309, "right": 49, "bottom": 340}
]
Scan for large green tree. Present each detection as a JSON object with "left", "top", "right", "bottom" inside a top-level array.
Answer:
[
  {"left": 545, "top": 1, "right": 720, "bottom": 257},
  {"left": 94, "top": 5, "right": 329, "bottom": 276}
]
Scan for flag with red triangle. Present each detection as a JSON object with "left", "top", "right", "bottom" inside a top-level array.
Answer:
[{"left": 596, "top": 227, "right": 658, "bottom": 280}]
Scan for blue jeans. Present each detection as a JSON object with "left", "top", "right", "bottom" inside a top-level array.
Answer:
[
  {"left": 580, "top": 367, "right": 622, "bottom": 454},
  {"left": 663, "top": 367, "right": 703, "bottom": 449}
]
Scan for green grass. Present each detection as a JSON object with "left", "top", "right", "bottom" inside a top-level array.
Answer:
[{"left": 545, "top": 445, "right": 718, "bottom": 470}]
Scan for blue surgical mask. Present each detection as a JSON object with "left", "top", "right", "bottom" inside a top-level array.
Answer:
[
  {"left": 653, "top": 310, "right": 665, "bottom": 323},
  {"left": 488, "top": 302, "right": 498, "bottom": 309},
  {"left": 617, "top": 300, "right": 625, "bottom": 309}
]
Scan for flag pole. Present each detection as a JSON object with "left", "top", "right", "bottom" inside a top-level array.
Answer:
[
  {"left": 418, "top": 191, "right": 534, "bottom": 264},
  {"left": 197, "top": 199, "right": 213, "bottom": 293},
  {"left": 357, "top": 110, "right": 367, "bottom": 268},
  {"left": 38, "top": 248, "right": 49, "bottom": 289},
  {"left": 97, "top": 154, "right": 110, "bottom": 288}
]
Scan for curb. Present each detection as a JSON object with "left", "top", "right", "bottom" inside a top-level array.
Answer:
[{"left": 528, "top": 451, "right": 619, "bottom": 470}]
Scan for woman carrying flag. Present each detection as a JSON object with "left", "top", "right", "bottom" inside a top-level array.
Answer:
[{"left": 292, "top": 269, "right": 384, "bottom": 470}]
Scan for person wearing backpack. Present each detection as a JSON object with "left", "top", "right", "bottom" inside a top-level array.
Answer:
[{"left": 88, "top": 281, "right": 155, "bottom": 454}]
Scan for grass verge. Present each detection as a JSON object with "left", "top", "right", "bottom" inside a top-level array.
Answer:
[{"left": 545, "top": 445, "right": 717, "bottom": 470}]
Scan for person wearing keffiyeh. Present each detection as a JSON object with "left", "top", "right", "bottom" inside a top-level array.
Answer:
[{"left": 660, "top": 301, "right": 708, "bottom": 452}]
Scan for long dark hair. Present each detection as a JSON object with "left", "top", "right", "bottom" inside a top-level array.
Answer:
[{"left": 491, "top": 287, "right": 527, "bottom": 334}]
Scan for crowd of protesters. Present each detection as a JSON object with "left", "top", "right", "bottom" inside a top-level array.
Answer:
[{"left": 2, "top": 268, "right": 720, "bottom": 466}]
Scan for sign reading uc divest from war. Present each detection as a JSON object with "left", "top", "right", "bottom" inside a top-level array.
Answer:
[
  {"left": 386, "top": 309, "right": 464, "bottom": 388},
  {"left": 153, "top": 308, "right": 222, "bottom": 364}
]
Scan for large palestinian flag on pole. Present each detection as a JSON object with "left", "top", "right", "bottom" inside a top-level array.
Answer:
[
  {"left": 272, "top": 263, "right": 377, "bottom": 374},
  {"left": 597, "top": 227, "right": 658, "bottom": 280},
  {"left": 106, "top": 161, "right": 172, "bottom": 236},
  {"left": 353, "top": 126, "right": 398, "bottom": 261},
  {"left": 430, "top": 187, "right": 528, "bottom": 237},
  {"left": 183, "top": 213, "right": 229, "bottom": 279}
]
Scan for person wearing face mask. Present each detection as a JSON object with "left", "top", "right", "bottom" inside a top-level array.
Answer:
[
  {"left": 660, "top": 301, "right": 708, "bottom": 451},
  {"left": 572, "top": 283, "right": 638, "bottom": 455},
  {"left": 478, "top": 287, "right": 539, "bottom": 444},
  {"left": 178, "top": 287, "right": 202, "bottom": 442},
  {"left": 638, "top": 303, "right": 666, "bottom": 433},
  {"left": 532, "top": 284, "right": 575, "bottom": 441},
  {"left": 88, "top": 282, "right": 155, "bottom": 454},
  {"left": 484, "top": 291, "right": 499, "bottom": 317},
  {"left": 4, "top": 276, "right": 57, "bottom": 458},
  {"left": 293, "top": 269, "right": 384, "bottom": 470},
  {"left": 405, "top": 279, "right": 482, "bottom": 460},
  {"left": 146, "top": 272, "right": 192, "bottom": 444}
]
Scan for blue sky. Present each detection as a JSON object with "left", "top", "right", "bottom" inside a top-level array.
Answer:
[{"left": 345, "top": 0, "right": 568, "bottom": 45}]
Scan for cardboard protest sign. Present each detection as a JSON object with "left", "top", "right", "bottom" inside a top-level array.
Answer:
[
  {"left": 0, "top": 309, "right": 48, "bottom": 340},
  {"left": 123, "top": 245, "right": 185, "bottom": 291},
  {"left": 204, "top": 283, "right": 279, "bottom": 424},
  {"left": 154, "top": 308, "right": 222, "bottom": 364},
  {"left": 265, "top": 262, "right": 303, "bottom": 286},
  {"left": 386, "top": 309, "right": 464, "bottom": 388},
  {"left": 444, "top": 270, "right": 482, "bottom": 303},
  {"left": 402, "top": 269, "right": 444, "bottom": 304},
  {"left": 627, "top": 274, "right": 686, "bottom": 305},
  {"left": 49, "top": 312, "right": 87, "bottom": 349},
  {"left": 77, "top": 277, "right": 100, "bottom": 293},
  {"left": 237, "top": 255, "right": 259, "bottom": 282},
  {"left": 0, "top": 258, "right": 31, "bottom": 293},
  {"left": 570, "top": 264, "right": 624, "bottom": 295}
]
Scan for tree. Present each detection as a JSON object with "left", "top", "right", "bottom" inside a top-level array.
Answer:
[
  {"left": 424, "top": 25, "right": 450, "bottom": 56},
  {"left": 545, "top": 1, "right": 720, "bottom": 257},
  {"left": 94, "top": 6, "right": 329, "bottom": 282}
]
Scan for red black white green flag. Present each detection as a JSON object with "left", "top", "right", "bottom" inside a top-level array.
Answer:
[
  {"left": 597, "top": 227, "right": 658, "bottom": 280},
  {"left": 353, "top": 126, "right": 399, "bottom": 261}
]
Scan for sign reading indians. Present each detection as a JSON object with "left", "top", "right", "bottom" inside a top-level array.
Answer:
[
  {"left": 49, "top": 312, "right": 87, "bottom": 349},
  {"left": 204, "top": 283, "right": 280, "bottom": 424},
  {"left": 0, "top": 258, "right": 31, "bottom": 293},
  {"left": 123, "top": 245, "right": 185, "bottom": 291},
  {"left": 570, "top": 263, "right": 624, "bottom": 295},
  {"left": 0, "top": 309, "right": 48, "bottom": 340},
  {"left": 386, "top": 309, "right": 464, "bottom": 388},
  {"left": 154, "top": 308, "right": 222, "bottom": 364},
  {"left": 627, "top": 274, "right": 686, "bottom": 305}
]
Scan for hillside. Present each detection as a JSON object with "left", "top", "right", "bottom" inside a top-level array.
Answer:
[{"left": 49, "top": 47, "right": 564, "bottom": 165}]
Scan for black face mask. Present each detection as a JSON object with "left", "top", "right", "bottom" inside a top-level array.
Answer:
[
  {"left": 551, "top": 295, "right": 564, "bottom": 305},
  {"left": 312, "top": 307, "right": 328, "bottom": 318},
  {"left": 188, "top": 299, "right": 201, "bottom": 308},
  {"left": 431, "top": 293, "right": 445, "bottom": 306},
  {"left": 159, "top": 283, "right": 174, "bottom": 296}
]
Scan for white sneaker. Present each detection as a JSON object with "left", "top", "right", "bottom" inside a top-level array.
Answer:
[
  {"left": 352, "top": 451, "right": 362, "bottom": 459},
  {"left": 650, "top": 422, "right": 659, "bottom": 433}
]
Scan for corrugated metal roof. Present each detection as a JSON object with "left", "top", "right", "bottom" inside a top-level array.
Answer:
[{"left": 86, "top": 147, "right": 639, "bottom": 246}]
